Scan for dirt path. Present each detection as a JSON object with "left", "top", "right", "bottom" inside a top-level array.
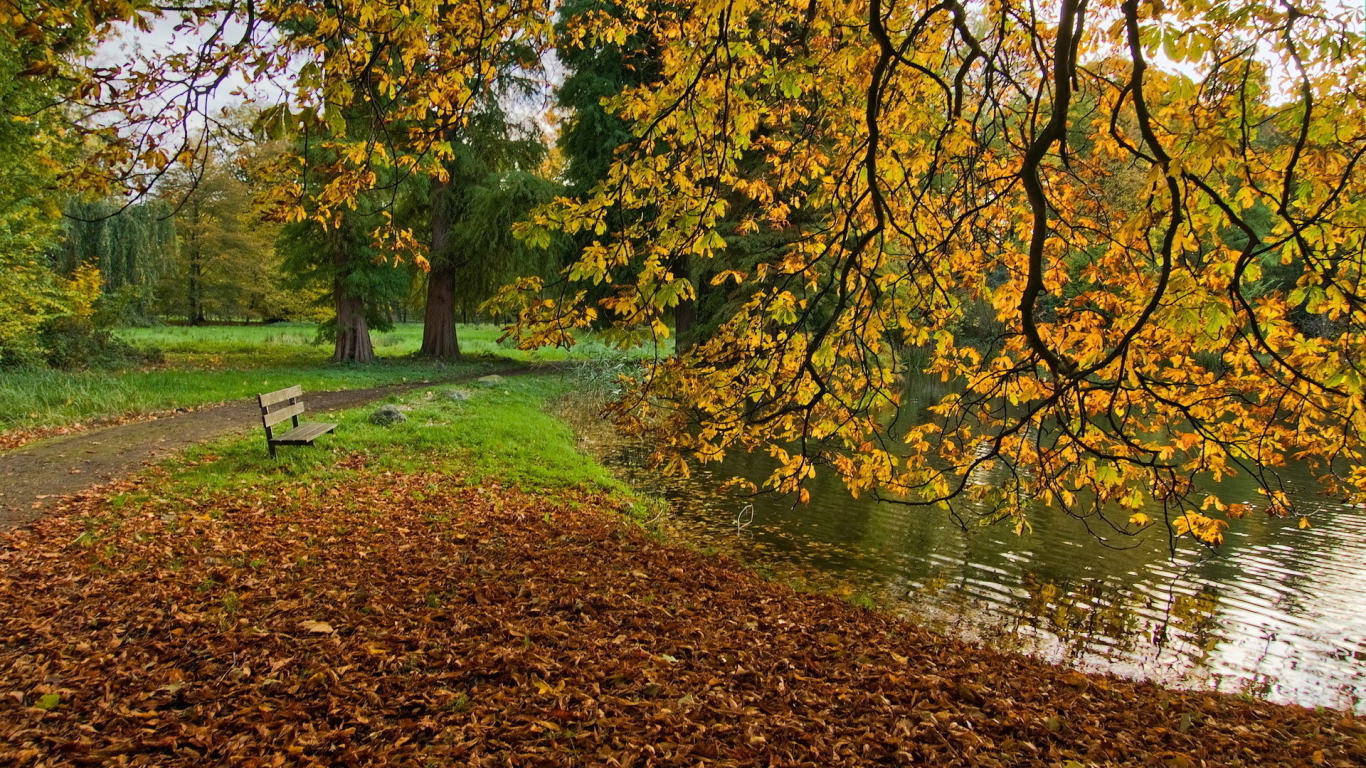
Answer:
[{"left": 0, "top": 367, "right": 534, "bottom": 529}]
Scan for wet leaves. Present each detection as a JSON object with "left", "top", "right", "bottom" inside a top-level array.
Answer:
[{"left": 0, "top": 472, "right": 1361, "bottom": 766}]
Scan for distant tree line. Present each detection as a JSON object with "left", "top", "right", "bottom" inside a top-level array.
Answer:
[{"left": 0, "top": 0, "right": 660, "bottom": 368}]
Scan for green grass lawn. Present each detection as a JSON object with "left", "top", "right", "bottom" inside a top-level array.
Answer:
[
  {"left": 136, "top": 372, "right": 630, "bottom": 503},
  {"left": 1, "top": 323, "right": 659, "bottom": 438},
  {"left": 115, "top": 322, "right": 547, "bottom": 367}
]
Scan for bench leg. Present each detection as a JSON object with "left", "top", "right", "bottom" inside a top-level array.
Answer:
[{"left": 269, "top": 442, "right": 277, "bottom": 459}]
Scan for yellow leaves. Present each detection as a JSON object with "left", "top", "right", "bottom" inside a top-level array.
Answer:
[
  {"left": 532, "top": 677, "right": 565, "bottom": 696},
  {"left": 1119, "top": 488, "right": 1146, "bottom": 511},
  {"left": 123, "top": 0, "right": 1361, "bottom": 532},
  {"left": 1172, "top": 512, "right": 1229, "bottom": 546},
  {"left": 63, "top": 265, "right": 103, "bottom": 322}
]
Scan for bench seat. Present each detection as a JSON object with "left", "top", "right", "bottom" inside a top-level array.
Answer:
[
  {"left": 258, "top": 386, "right": 337, "bottom": 457},
  {"left": 269, "top": 421, "right": 337, "bottom": 445}
]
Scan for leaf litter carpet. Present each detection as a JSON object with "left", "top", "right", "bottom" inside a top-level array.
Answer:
[{"left": 1, "top": 469, "right": 1363, "bottom": 767}]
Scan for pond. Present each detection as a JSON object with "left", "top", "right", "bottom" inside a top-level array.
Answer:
[{"left": 564, "top": 388, "right": 1366, "bottom": 713}]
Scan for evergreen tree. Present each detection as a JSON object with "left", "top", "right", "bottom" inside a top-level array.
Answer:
[
  {"left": 553, "top": 0, "right": 697, "bottom": 345},
  {"left": 277, "top": 206, "right": 408, "bottom": 363},
  {"left": 261, "top": 101, "right": 413, "bottom": 361},
  {"left": 420, "top": 103, "right": 560, "bottom": 359},
  {"left": 554, "top": 0, "right": 655, "bottom": 197}
]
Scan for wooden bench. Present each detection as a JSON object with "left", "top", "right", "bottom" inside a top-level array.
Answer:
[{"left": 258, "top": 385, "right": 337, "bottom": 458}]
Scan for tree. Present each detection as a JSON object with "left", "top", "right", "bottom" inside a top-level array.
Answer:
[
  {"left": 0, "top": 7, "right": 87, "bottom": 365},
  {"left": 553, "top": 0, "right": 695, "bottom": 343},
  {"left": 419, "top": 102, "right": 557, "bottom": 359},
  {"left": 19, "top": 0, "right": 555, "bottom": 232},
  {"left": 55, "top": 198, "right": 176, "bottom": 324},
  {"left": 501, "top": 0, "right": 1366, "bottom": 546},
  {"left": 276, "top": 208, "right": 408, "bottom": 362},
  {"left": 156, "top": 136, "right": 300, "bottom": 324},
  {"left": 554, "top": 0, "right": 656, "bottom": 199}
]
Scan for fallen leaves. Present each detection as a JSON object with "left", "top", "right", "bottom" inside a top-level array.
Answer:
[
  {"left": 0, "top": 471, "right": 1360, "bottom": 766},
  {"left": 297, "top": 621, "right": 336, "bottom": 635}
]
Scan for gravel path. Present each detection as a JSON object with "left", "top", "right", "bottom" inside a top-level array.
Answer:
[{"left": 0, "top": 367, "right": 532, "bottom": 529}]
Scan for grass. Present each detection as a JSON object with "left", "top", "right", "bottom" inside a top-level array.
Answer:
[
  {"left": 1, "top": 323, "right": 666, "bottom": 437},
  {"left": 116, "top": 322, "right": 544, "bottom": 366},
  {"left": 127, "top": 373, "right": 630, "bottom": 504}
]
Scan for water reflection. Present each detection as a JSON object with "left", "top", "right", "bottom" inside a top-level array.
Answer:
[{"left": 566, "top": 395, "right": 1366, "bottom": 712}]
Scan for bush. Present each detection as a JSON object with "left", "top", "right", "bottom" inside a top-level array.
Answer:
[{"left": 35, "top": 320, "right": 162, "bottom": 370}]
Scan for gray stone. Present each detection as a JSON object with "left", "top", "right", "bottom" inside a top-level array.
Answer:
[
  {"left": 445, "top": 389, "right": 471, "bottom": 401},
  {"left": 477, "top": 375, "right": 505, "bottom": 387},
  {"left": 369, "top": 404, "right": 407, "bottom": 426}
]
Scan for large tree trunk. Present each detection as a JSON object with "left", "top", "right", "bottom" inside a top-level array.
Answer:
[
  {"left": 421, "top": 263, "right": 461, "bottom": 358},
  {"left": 333, "top": 287, "right": 376, "bottom": 362},
  {"left": 675, "top": 257, "right": 697, "bottom": 355},
  {"left": 331, "top": 237, "right": 376, "bottom": 363},
  {"left": 419, "top": 174, "right": 462, "bottom": 359}
]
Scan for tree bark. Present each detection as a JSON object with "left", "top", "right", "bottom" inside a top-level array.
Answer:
[
  {"left": 421, "top": 263, "right": 461, "bottom": 358},
  {"left": 331, "top": 234, "right": 376, "bottom": 363},
  {"left": 333, "top": 286, "right": 376, "bottom": 362},
  {"left": 419, "top": 174, "right": 462, "bottom": 359}
]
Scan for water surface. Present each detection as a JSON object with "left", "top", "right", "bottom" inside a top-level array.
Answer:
[{"left": 570, "top": 394, "right": 1366, "bottom": 712}]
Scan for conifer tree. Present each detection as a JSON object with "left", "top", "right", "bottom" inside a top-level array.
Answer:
[{"left": 419, "top": 102, "right": 558, "bottom": 359}]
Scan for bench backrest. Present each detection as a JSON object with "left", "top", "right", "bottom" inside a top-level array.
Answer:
[{"left": 259, "top": 385, "right": 306, "bottom": 430}]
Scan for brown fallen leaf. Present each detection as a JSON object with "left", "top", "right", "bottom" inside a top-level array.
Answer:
[{"left": 0, "top": 468, "right": 1357, "bottom": 768}]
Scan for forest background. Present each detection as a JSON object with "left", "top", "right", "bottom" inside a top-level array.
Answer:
[{"left": 3, "top": 0, "right": 1366, "bottom": 541}]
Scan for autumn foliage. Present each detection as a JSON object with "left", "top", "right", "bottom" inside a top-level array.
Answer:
[
  {"left": 500, "top": 0, "right": 1366, "bottom": 543},
  {"left": 2, "top": 470, "right": 1363, "bottom": 766},
  {"left": 10, "top": 0, "right": 1366, "bottom": 541}
]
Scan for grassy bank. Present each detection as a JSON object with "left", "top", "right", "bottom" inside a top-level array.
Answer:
[
  {"left": 160, "top": 373, "right": 626, "bottom": 499},
  {"left": 1, "top": 373, "right": 1362, "bottom": 767},
  {"left": 1, "top": 323, "right": 651, "bottom": 445}
]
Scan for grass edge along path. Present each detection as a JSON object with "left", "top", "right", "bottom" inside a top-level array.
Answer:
[
  {"left": 0, "top": 358, "right": 521, "bottom": 455},
  {"left": 0, "top": 358, "right": 497, "bottom": 453},
  {"left": 2, "top": 322, "right": 665, "bottom": 447},
  {"left": 1, "top": 376, "right": 1363, "bottom": 767},
  {"left": 0, "top": 365, "right": 562, "bottom": 529}
]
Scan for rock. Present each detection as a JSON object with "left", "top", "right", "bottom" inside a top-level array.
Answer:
[
  {"left": 369, "top": 404, "right": 407, "bottom": 426},
  {"left": 477, "top": 375, "right": 505, "bottom": 387},
  {"left": 445, "top": 389, "right": 471, "bottom": 401}
]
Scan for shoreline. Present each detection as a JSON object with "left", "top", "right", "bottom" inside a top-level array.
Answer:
[{"left": 1, "top": 376, "right": 1361, "bottom": 766}]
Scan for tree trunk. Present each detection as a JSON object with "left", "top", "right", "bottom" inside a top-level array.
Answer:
[
  {"left": 421, "top": 263, "right": 461, "bottom": 358},
  {"left": 419, "top": 174, "right": 462, "bottom": 359},
  {"left": 333, "top": 286, "right": 376, "bottom": 362},
  {"left": 187, "top": 254, "right": 202, "bottom": 325},
  {"left": 675, "top": 257, "right": 697, "bottom": 354},
  {"left": 187, "top": 200, "right": 204, "bottom": 325},
  {"left": 331, "top": 235, "right": 376, "bottom": 363}
]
